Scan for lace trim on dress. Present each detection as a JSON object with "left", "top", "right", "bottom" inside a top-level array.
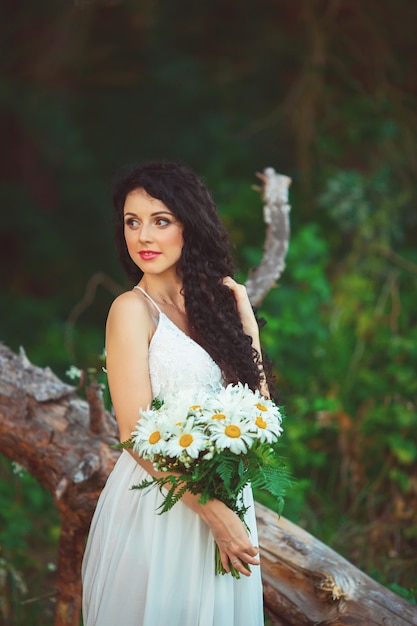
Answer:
[{"left": 133, "top": 286, "right": 223, "bottom": 400}]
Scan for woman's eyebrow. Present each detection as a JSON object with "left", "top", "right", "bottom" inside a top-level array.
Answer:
[{"left": 123, "top": 210, "right": 173, "bottom": 217}]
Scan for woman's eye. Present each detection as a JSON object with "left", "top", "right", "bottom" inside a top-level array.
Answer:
[
  {"left": 155, "top": 218, "right": 170, "bottom": 226},
  {"left": 125, "top": 218, "right": 139, "bottom": 228}
]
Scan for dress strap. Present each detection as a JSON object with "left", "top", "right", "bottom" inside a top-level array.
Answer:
[{"left": 133, "top": 286, "right": 163, "bottom": 315}]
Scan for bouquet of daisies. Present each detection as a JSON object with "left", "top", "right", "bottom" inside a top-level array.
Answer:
[{"left": 120, "top": 382, "right": 290, "bottom": 578}]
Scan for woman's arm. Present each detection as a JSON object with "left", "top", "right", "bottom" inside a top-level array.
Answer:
[
  {"left": 105, "top": 291, "right": 155, "bottom": 442},
  {"left": 222, "top": 276, "right": 270, "bottom": 398}
]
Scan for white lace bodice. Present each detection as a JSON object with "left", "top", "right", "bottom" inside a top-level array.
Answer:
[{"left": 134, "top": 287, "right": 223, "bottom": 400}]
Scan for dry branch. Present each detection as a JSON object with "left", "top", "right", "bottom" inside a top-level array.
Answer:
[
  {"left": 64, "top": 271, "right": 124, "bottom": 360},
  {"left": 245, "top": 167, "right": 292, "bottom": 307}
]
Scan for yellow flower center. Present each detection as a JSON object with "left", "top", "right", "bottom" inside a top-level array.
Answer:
[
  {"left": 256, "top": 403, "right": 267, "bottom": 412},
  {"left": 255, "top": 416, "right": 267, "bottom": 429},
  {"left": 149, "top": 431, "right": 161, "bottom": 444},
  {"left": 190, "top": 405, "right": 201, "bottom": 411},
  {"left": 179, "top": 434, "right": 193, "bottom": 448},
  {"left": 225, "top": 425, "right": 241, "bottom": 438},
  {"left": 211, "top": 413, "right": 226, "bottom": 420}
]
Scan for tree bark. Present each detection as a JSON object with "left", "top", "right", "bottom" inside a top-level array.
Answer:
[
  {"left": 0, "top": 344, "right": 119, "bottom": 626},
  {"left": 257, "top": 504, "right": 417, "bottom": 626},
  {"left": 245, "top": 167, "right": 292, "bottom": 307}
]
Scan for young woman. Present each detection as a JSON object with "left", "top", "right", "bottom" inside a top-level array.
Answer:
[{"left": 82, "top": 161, "right": 269, "bottom": 625}]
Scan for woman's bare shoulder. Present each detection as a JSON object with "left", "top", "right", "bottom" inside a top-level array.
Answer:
[{"left": 107, "top": 289, "right": 154, "bottom": 334}]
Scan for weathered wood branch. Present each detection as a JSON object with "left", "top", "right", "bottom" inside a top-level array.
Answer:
[
  {"left": 246, "top": 167, "right": 292, "bottom": 306},
  {"left": 0, "top": 345, "right": 120, "bottom": 626},
  {"left": 257, "top": 505, "right": 417, "bottom": 626},
  {"left": 1, "top": 343, "right": 416, "bottom": 626}
]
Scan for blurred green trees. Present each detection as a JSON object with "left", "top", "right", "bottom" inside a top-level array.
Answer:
[{"left": 1, "top": 0, "right": 416, "bottom": 622}]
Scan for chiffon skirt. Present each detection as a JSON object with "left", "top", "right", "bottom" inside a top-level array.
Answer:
[{"left": 82, "top": 451, "right": 264, "bottom": 626}]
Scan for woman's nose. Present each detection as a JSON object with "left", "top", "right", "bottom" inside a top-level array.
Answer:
[{"left": 138, "top": 224, "right": 153, "bottom": 243}]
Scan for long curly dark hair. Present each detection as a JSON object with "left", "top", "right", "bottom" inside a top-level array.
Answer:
[{"left": 112, "top": 160, "right": 263, "bottom": 390}]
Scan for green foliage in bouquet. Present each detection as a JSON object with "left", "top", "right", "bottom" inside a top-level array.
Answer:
[
  {"left": 132, "top": 437, "right": 289, "bottom": 519},
  {"left": 118, "top": 384, "right": 292, "bottom": 578}
]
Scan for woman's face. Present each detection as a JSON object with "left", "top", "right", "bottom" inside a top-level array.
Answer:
[{"left": 123, "top": 188, "right": 184, "bottom": 278}]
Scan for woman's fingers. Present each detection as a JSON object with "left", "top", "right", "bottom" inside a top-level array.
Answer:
[
  {"left": 217, "top": 532, "right": 260, "bottom": 576},
  {"left": 201, "top": 499, "right": 261, "bottom": 576},
  {"left": 222, "top": 276, "right": 259, "bottom": 336},
  {"left": 219, "top": 547, "right": 260, "bottom": 577}
]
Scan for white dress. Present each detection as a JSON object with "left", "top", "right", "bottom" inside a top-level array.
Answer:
[{"left": 82, "top": 287, "right": 264, "bottom": 626}]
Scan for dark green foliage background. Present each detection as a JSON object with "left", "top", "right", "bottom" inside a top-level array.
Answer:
[{"left": 1, "top": 1, "right": 416, "bottom": 622}]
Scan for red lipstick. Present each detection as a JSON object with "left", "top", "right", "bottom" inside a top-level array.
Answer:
[{"left": 139, "top": 250, "right": 161, "bottom": 260}]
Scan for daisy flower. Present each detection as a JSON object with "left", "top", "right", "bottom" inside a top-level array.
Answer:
[
  {"left": 166, "top": 419, "right": 207, "bottom": 459},
  {"left": 132, "top": 412, "right": 168, "bottom": 459},
  {"left": 251, "top": 396, "right": 282, "bottom": 417},
  {"left": 200, "top": 389, "right": 242, "bottom": 427},
  {"left": 217, "top": 382, "right": 259, "bottom": 408},
  {"left": 160, "top": 404, "right": 188, "bottom": 431},
  {"left": 249, "top": 409, "right": 283, "bottom": 443},
  {"left": 65, "top": 365, "right": 82, "bottom": 382},
  {"left": 209, "top": 415, "right": 256, "bottom": 454},
  {"left": 163, "top": 389, "right": 206, "bottom": 428}
]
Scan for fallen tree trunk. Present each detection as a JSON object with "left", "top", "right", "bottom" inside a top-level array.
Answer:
[
  {"left": 257, "top": 505, "right": 417, "bottom": 626},
  {"left": 1, "top": 343, "right": 416, "bottom": 626},
  {"left": 0, "top": 344, "right": 119, "bottom": 626}
]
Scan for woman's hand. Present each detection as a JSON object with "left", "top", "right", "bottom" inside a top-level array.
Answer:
[
  {"left": 198, "top": 499, "right": 260, "bottom": 577},
  {"left": 222, "top": 276, "right": 259, "bottom": 338},
  {"left": 128, "top": 453, "right": 259, "bottom": 577}
]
